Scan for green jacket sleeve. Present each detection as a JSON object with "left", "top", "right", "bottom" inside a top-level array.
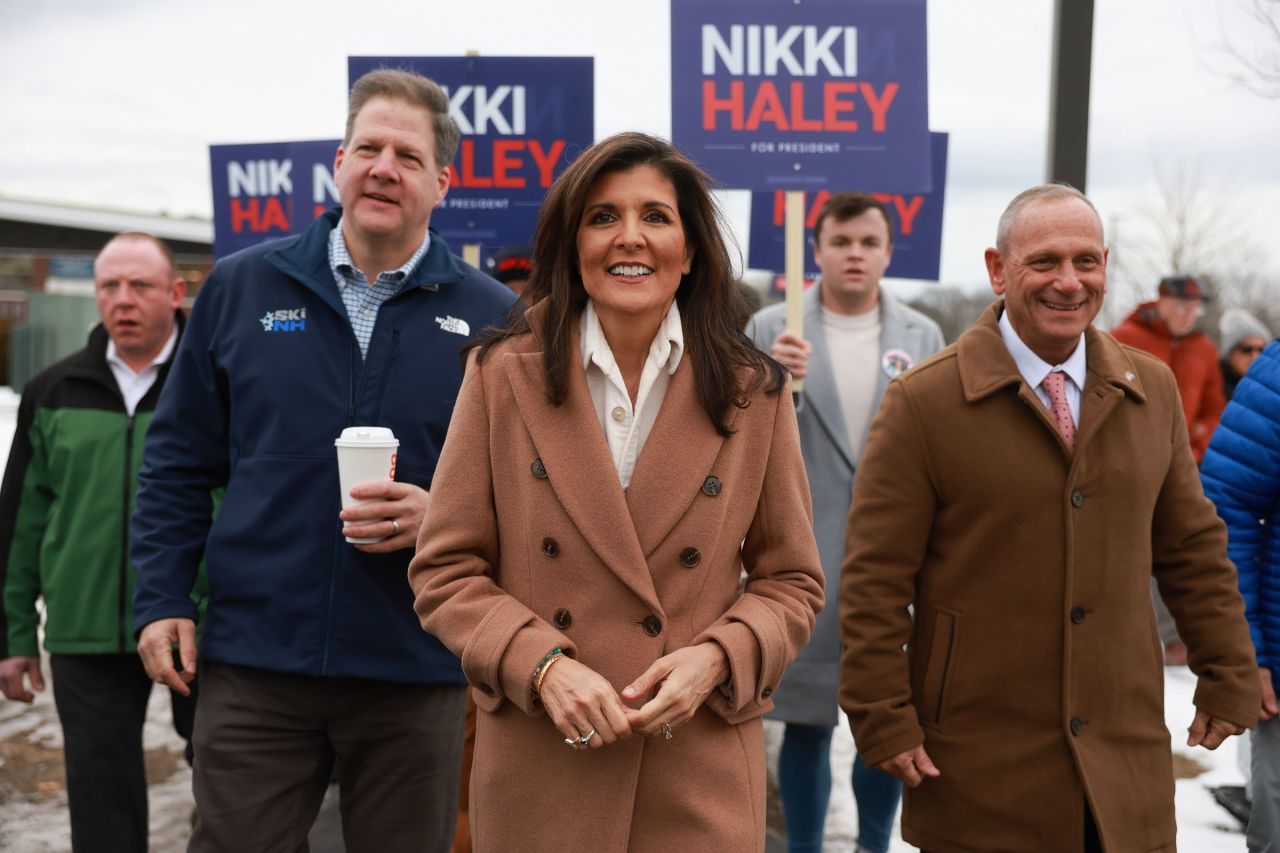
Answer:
[{"left": 0, "top": 386, "right": 52, "bottom": 658}]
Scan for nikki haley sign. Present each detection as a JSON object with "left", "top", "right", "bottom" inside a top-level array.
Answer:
[
  {"left": 349, "top": 56, "right": 593, "bottom": 266},
  {"left": 671, "top": 0, "right": 931, "bottom": 192}
]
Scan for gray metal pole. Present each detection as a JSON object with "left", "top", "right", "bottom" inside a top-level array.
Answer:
[{"left": 1046, "top": 0, "right": 1096, "bottom": 190}]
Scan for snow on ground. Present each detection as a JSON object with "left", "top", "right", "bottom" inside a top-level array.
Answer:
[
  {"left": 0, "top": 387, "right": 18, "bottom": 478},
  {"left": 1165, "top": 666, "right": 1251, "bottom": 851},
  {"left": 0, "top": 649, "right": 195, "bottom": 852}
]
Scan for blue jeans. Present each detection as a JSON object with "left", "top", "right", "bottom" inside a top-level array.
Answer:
[{"left": 778, "top": 722, "right": 902, "bottom": 853}]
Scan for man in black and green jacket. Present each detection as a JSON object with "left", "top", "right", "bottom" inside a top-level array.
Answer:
[{"left": 0, "top": 232, "right": 196, "bottom": 853}]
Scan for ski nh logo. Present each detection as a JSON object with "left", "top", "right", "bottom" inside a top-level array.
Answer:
[{"left": 261, "top": 308, "right": 307, "bottom": 332}]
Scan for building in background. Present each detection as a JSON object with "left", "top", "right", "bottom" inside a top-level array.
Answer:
[{"left": 0, "top": 196, "right": 211, "bottom": 387}]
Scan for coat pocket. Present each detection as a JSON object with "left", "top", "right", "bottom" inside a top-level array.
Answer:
[{"left": 919, "top": 608, "right": 959, "bottom": 727}]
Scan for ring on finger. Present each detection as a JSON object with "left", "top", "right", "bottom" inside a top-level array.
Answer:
[
  {"left": 390, "top": 518, "right": 400, "bottom": 536},
  {"left": 661, "top": 722, "right": 673, "bottom": 740},
  {"left": 577, "top": 727, "right": 597, "bottom": 746},
  {"left": 563, "top": 735, "right": 580, "bottom": 750}
]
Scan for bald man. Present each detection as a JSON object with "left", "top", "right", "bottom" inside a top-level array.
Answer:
[{"left": 0, "top": 232, "right": 196, "bottom": 853}]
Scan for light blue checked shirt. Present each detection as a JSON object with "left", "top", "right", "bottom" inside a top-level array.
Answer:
[{"left": 328, "top": 220, "right": 431, "bottom": 358}]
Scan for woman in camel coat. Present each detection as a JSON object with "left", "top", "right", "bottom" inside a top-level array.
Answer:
[{"left": 408, "top": 132, "right": 823, "bottom": 852}]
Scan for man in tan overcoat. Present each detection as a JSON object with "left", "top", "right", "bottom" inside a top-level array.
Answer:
[{"left": 838, "top": 184, "right": 1259, "bottom": 853}]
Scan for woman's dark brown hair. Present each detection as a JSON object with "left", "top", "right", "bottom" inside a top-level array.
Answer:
[{"left": 470, "top": 132, "right": 784, "bottom": 436}]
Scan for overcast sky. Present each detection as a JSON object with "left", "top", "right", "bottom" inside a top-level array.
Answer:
[{"left": 2, "top": 0, "right": 1277, "bottom": 304}]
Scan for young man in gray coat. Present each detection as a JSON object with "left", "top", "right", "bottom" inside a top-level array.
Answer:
[{"left": 751, "top": 192, "right": 944, "bottom": 853}]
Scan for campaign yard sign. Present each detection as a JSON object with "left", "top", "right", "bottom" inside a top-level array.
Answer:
[
  {"left": 749, "top": 132, "right": 948, "bottom": 283},
  {"left": 349, "top": 56, "right": 593, "bottom": 268},
  {"left": 210, "top": 140, "right": 340, "bottom": 259},
  {"left": 671, "top": 0, "right": 930, "bottom": 193}
]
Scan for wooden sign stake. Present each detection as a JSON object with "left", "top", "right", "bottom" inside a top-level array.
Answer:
[
  {"left": 462, "top": 243, "right": 482, "bottom": 268},
  {"left": 784, "top": 190, "right": 805, "bottom": 393}
]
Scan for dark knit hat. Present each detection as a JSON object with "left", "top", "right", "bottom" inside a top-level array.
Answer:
[
  {"left": 486, "top": 245, "right": 533, "bottom": 284},
  {"left": 1157, "top": 275, "right": 1211, "bottom": 301}
]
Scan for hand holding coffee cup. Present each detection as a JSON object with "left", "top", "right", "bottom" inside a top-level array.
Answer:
[{"left": 335, "top": 427, "right": 400, "bottom": 544}]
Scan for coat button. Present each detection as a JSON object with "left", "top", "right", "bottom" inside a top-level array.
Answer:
[
  {"left": 1070, "top": 606, "right": 1086, "bottom": 624},
  {"left": 554, "top": 608, "right": 572, "bottom": 629},
  {"left": 531, "top": 458, "right": 548, "bottom": 479},
  {"left": 475, "top": 683, "right": 494, "bottom": 695},
  {"left": 542, "top": 537, "right": 559, "bottom": 557},
  {"left": 641, "top": 616, "right": 662, "bottom": 636},
  {"left": 702, "top": 476, "right": 722, "bottom": 496},
  {"left": 1071, "top": 490, "right": 1085, "bottom": 508},
  {"left": 762, "top": 686, "right": 773, "bottom": 698},
  {"left": 680, "top": 547, "right": 701, "bottom": 568},
  {"left": 1070, "top": 717, "right": 1084, "bottom": 736}
]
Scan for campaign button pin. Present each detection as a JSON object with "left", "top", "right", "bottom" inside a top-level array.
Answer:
[{"left": 881, "top": 348, "right": 915, "bottom": 379}]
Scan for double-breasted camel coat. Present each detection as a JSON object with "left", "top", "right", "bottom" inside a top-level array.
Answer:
[
  {"left": 409, "top": 305, "right": 824, "bottom": 852},
  {"left": 839, "top": 302, "right": 1259, "bottom": 853}
]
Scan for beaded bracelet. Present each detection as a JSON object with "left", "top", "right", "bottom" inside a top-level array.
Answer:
[
  {"left": 533, "top": 653, "right": 565, "bottom": 699},
  {"left": 531, "top": 648, "right": 564, "bottom": 700}
]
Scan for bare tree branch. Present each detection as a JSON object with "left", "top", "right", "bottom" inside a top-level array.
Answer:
[
  {"left": 1105, "top": 156, "right": 1280, "bottom": 335},
  {"left": 1217, "top": 0, "right": 1280, "bottom": 98}
]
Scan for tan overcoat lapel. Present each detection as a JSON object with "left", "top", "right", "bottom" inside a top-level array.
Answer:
[
  {"left": 503, "top": 328, "right": 663, "bottom": 615},
  {"left": 1076, "top": 325, "right": 1147, "bottom": 454},
  {"left": 624, "top": 356, "right": 731, "bottom": 558}
]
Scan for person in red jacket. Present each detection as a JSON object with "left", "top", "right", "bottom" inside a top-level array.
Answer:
[
  {"left": 1112, "top": 274, "right": 1227, "bottom": 665},
  {"left": 1111, "top": 275, "right": 1225, "bottom": 464}
]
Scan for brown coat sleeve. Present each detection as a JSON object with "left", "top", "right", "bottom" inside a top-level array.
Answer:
[
  {"left": 695, "top": 378, "right": 825, "bottom": 724},
  {"left": 1150, "top": 368, "right": 1258, "bottom": 726},
  {"left": 837, "top": 377, "right": 936, "bottom": 765},
  {"left": 408, "top": 352, "right": 572, "bottom": 715}
]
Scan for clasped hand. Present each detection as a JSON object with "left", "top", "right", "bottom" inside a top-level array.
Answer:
[{"left": 538, "top": 643, "right": 729, "bottom": 749}]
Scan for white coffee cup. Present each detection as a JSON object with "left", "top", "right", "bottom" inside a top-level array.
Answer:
[{"left": 335, "top": 426, "right": 399, "bottom": 544}]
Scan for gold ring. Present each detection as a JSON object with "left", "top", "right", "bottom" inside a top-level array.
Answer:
[{"left": 661, "top": 722, "right": 673, "bottom": 740}]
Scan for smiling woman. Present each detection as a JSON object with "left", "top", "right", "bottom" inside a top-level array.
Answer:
[
  {"left": 408, "top": 132, "right": 824, "bottom": 852},
  {"left": 575, "top": 164, "right": 692, "bottom": 356}
]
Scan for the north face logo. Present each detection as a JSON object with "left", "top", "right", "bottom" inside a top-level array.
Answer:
[
  {"left": 435, "top": 316, "right": 470, "bottom": 336},
  {"left": 261, "top": 308, "right": 307, "bottom": 333}
]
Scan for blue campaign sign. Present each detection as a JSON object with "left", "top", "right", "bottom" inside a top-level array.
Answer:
[
  {"left": 209, "top": 140, "right": 340, "bottom": 259},
  {"left": 748, "top": 132, "right": 948, "bottom": 284},
  {"left": 348, "top": 56, "right": 593, "bottom": 268},
  {"left": 671, "top": 0, "right": 930, "bottom": 193}
]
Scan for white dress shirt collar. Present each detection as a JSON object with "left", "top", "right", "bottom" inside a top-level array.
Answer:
[
  {"left": 579, "top": 300, "right": 684, "bottom": 490},
  {"left": 998, "top": 307, "right": 1087, "bottom": 425},
  {"left": 998, "top": 308, "right": 1087, "bottom": 392},
  {"left": 105, "top": 326, "right": 179, "bottom": 416},
  {"left": 580, "top": 300, "right": 684, "bottom": 377}
]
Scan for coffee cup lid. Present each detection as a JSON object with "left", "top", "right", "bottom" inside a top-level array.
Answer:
[{"left": 335, "top": 426, "right": 399, "bottom": 448}]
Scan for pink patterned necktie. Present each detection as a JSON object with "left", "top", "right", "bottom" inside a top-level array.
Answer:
[{"left": 1042, "top": 371, "right": 1075, "bottom": 451}]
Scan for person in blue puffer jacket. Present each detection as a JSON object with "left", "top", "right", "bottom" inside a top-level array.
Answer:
[{"left": 1203, "top": 339, "right": 1280, "bottom": 853}]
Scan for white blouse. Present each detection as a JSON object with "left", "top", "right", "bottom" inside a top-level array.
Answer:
[{"left": 579, "top": 300, "right": 684, "bottom": 490}]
